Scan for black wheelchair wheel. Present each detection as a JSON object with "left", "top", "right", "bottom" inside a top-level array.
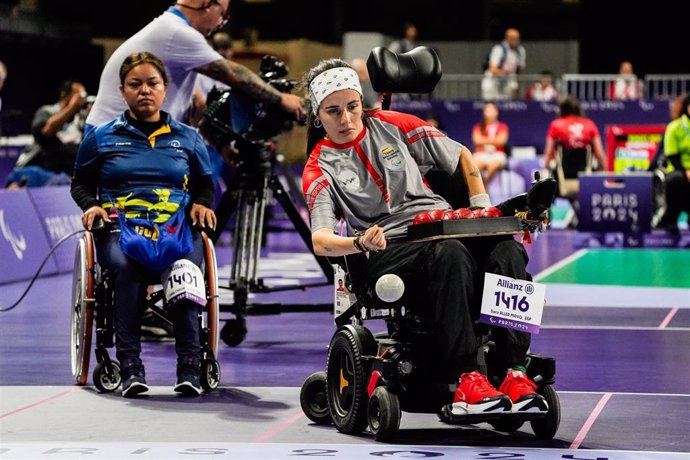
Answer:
[
  {"left": 530, "top": 384, "right": 561, "bottom": 439},
  {"left": 300, "top": 371, "right": 332, "bottom": 425},
  {"left": 71, "top": 234, "right": 95, "bottom": 386},
  {"left": 93, "top": 360, "right": 121, "bottom": 393},
  {"left": 220, "top": 317, "right": 247, "bottom": 347},
  {"left": 201, "top": 358, "right": 221, "bottom": 391},
  {"left": 490, "top": 418, "right": 524, "bottom": 433},
  {"left": 368, "top": 386, "right": 401, "bottom": 442},
  {"left": 326, "top": 325, "right": 377, "bottom": 435}
]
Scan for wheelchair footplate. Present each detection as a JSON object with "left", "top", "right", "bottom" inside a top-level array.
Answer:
[
  {"left": 439, "top": 406, "right": 548, "bottom": 425},
  {"left": 406, "top": 216, "right": 522, "bottom": 242}
]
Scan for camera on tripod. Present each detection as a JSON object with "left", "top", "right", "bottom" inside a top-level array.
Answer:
[{"left": 199, "top": 54, "right": 299, "bottom": 150}]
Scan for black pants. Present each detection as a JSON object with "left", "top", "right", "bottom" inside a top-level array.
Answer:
[
  {"left": 96, "top": 228, "right": 204, "bottom": 365},
  {"left": 663, "top": 171, "right": 690, "bottom": 224},
  {"left": 364, "top": 236, "right": 530, "bottom": 377}
]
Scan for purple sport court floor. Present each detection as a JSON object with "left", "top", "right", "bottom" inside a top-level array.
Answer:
[{"left": 1, "top": 215, "right": 689, "bottom": 459}]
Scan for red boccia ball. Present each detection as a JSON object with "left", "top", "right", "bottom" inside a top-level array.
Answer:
[
  {"left": 452, "top": 208, "right": 473, "bottom": 219},
  {"left": 413, "top": 211, "right": 431, "bottom": 225},
  {"left": 482, "top": 206, "right": 503, "bottom": 218},
  {"left": 428, "top": 209, "right": 446, "bottom": 222},
  {"left": 471, "top": 208, "right": 485, "bottom": 218}
]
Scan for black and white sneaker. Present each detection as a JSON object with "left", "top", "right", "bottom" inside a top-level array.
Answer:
[
  {"left": 174, "top": 356, "right": 202, "bottom": 396},
  {"left": 121, "top": 358, "right": 149, "bottom": 398}
]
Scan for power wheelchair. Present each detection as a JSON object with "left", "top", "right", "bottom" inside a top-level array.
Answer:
[
  {"left": 299, "top": 46, "right": 561, "bottom": 442},
  {"left": 70, "top": 223, "right": 221, "bottom": 393}
]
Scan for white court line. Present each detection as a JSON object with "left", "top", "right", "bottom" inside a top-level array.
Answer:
[
  {"left": 543, "top": 284, "right": 690, "bottom": 308},
  {"left": 533, "top": 248, "right": 589, "bottom": 282}
]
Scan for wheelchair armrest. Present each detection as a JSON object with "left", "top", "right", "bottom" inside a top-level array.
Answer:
[{"left": 366, "top": 46, "right": 442, "bottom": 94}]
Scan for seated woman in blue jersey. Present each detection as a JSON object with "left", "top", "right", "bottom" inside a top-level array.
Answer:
[
  {"left": 301, "top": 58, "right": 548, "bottom": 418},
  {"left": 70, "top": 51, "right": 217, "bottom": 398}
]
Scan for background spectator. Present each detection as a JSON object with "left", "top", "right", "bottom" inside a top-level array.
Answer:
[
  {"left": 481, "top": 28, "right": 526, "bottom": 101},
  {"left": 609, "top": 60, "right": 642, "bottom": 100},
  {"left": 388, "top": 22, "right": 417, "bottom": 54},
  {"left": 471, "top": 101, "right": 509, "bottom": 187},
  {"left": 526, "top": 70, "right": 558, "bottom": 102},
  {"left": 11, "top": 80, "right": 90, "bottom": 184}
]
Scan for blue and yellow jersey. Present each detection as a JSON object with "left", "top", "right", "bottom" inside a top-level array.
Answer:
[{"left": 75, "top": 111, "right": 212, "bottom": 223}]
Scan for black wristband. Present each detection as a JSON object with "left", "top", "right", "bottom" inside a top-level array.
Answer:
[{"left": 353, "top": 235, "right": 366, "bottom": 252}]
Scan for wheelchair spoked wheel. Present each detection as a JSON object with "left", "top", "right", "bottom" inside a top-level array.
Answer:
[
  {"left": 71, "top": 233, "right": 95, "bottom": 386},
  {"left": 202, "top": 233, "right": 220, "bottom": 357},
  {"left": 326, "top": 325, "right": 377, "bottom": 435},
  {"left": 300, "top": 371, "right": 332, "bottom": 425},
  {"left": 530, "top": 384, "right": 561, "bottom": 439},
  {"left": 367, "top": 386, "right": 401, "bottom": 442},
  {"left": 92, "top": 360, "right": 121, "bottom": 393},
  {"left": 200, "top": 232, "right": 221, "bottom": 392}
]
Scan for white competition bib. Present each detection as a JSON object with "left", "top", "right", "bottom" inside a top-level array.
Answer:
[
  {"left": 479, "top": 272, "right": 546, "bottom": 334},
  {"left": 162, "top": 259, "right": 206, "bottom": 307}
]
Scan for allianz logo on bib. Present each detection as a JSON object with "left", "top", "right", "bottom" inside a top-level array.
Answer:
[{"left": 0, "top": 208, "right": 27, "bottom": 260}]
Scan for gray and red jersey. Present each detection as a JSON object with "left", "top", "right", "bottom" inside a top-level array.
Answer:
[{"left": 302, "top": 110, "right": 465, "bottom": 239}]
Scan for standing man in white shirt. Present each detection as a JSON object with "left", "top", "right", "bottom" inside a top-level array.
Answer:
[
  {"left": 481, "top": 28, "right": 526, "bottom": 101},
  {"left": 86, "top": 0, "right": 304, "bottom": 132}
]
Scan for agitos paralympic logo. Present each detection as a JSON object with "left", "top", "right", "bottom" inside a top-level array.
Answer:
[{"left": 0, "top": 208, "right": 27, "bottom": 260}]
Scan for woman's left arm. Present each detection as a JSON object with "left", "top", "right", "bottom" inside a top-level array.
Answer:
[{"left": 458, "top": 145, "right": 487, "bottom": 199}]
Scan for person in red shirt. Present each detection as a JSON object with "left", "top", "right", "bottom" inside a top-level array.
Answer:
[
  {"left": 472, "top": 101, "right": 510, "bottom": 187},
  {"left": 609, "top": 60, "right": 643, "bottom": 101},
  {"left": 542, "top": 96, "right": 607, "bottom": 171},
  {"left": 525, "top": 70, "right": 558, "bottom": 102}
]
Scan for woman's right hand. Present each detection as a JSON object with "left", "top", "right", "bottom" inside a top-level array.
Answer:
[
  {"left": 360, "top": 225, "right": 387, "bottom": 252},
  {"left": 82, "top": 206, "right": 110, "bottom": 231}
]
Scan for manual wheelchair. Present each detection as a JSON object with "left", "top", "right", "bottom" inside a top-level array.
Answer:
[
  {"left": 70, "top": 224, "right": 221, "bottom": 393},
  {"left": 299, "top": 45, "right": 561, "bottom": 442}
]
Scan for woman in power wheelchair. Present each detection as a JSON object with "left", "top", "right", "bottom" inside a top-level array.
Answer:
[
  {"left": 70, "top": 51, "right": 220, "bottom": 398},
  {"left": 299, "top": 48, "right": 560, "bottom": 441}
]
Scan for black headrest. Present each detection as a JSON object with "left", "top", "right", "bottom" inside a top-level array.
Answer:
[{"left": 366, "top": 46, "right": 442, "bottom": 94}]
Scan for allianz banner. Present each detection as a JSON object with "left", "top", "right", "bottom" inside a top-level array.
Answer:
[
  {"left": 0, "top": 189, "right": 58, "bottom": 284},
  {"left": 28, "top": 186, "right": 83, "bottom": 273}
]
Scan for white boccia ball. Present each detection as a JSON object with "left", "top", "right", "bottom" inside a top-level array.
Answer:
[{"left": 375, "top": 274, "right": 405, "bottom": 303}]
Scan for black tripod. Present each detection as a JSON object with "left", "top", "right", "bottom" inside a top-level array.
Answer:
[{"left": 210, "top": 138, "right": 333, "bottom": 346}]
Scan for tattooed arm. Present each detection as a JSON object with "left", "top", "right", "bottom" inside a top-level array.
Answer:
[
  {"left": 459, "top": 144, "right": 487, "bottom": 197},
  {"left": 196, "top": 58, "right": 304, "bottom": 118}
]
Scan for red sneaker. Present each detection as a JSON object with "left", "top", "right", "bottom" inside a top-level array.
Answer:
[
  {"left": 450, "top": 370, "right": 512, "bottom": 415},
  {"left": 499, "top": 370, "right": 548, "bottom": 413}
]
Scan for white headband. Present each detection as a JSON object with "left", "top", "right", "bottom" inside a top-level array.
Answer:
[{"left": 308, "top": 67, "right": 363, "bottom": 115}]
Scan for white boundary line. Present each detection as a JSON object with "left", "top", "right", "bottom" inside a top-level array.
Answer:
[{"left": 533, "top": 248, "right": 589, "bottom": 281}]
